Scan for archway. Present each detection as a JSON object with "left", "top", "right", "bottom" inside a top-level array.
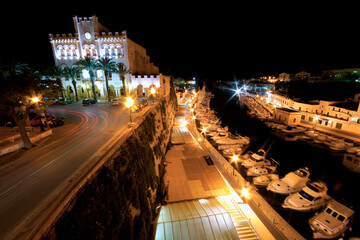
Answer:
[{"left": 137, "top": 84, "right": 143, "bottom": 97}]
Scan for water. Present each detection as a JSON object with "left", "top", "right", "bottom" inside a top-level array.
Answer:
[{"left": 209, "top": 87, "right": 360, "bottom": 239}]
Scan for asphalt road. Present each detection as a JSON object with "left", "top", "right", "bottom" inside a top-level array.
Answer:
[{"left": 0, "top": 102, "right": 131, "bottom": 239}]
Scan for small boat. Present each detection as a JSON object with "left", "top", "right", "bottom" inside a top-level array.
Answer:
[
  {"left": 328, "top": 140, "right": 346, "bottom": 151},
  {"left": 342, "top": 154, "right": 360, "bottom": 174},
  {"left": 247, "top": 165, "right": 277, "bottom": 176},
  {"left": 305, "top": 130, "right": 319, "bottom": 138},
  {"left": 281, "top": 126, "right": 307, "bottom": 133},
  {"left": 253, "top": 174, "right": 279, "bottom": 187},
  {"left": 267, "top": 167, "right": 310, "bottom": 195},
  {"left": 309, "top": 200, "right": 355, "bottom": 239},
  {"left": 216, "top": 136, "right": 249, "bottom": 145},
  {"left": 282, "top": 181, "right": 331, "bottom": 212},
  {"left": 241, "top": 149, "right": 271, "bottom": 168},
  {"left": 345, "top": 146, "right": 360, "bottom": 154},
  {"left": 314, "top": 134, "right": 327, "bottom": 143}
]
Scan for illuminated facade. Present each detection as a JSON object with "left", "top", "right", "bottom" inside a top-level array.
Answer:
[{"left": 49, "top": 14, "right": 161, "bottom": 99}]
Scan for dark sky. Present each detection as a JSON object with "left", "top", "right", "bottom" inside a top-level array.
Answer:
[{"left": 2, "top": 2, "right": 359, "bottom": 81}]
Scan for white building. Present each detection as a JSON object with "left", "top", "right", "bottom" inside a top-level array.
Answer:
[
  {"left": 267, "top": 92, "right": 360, "bottom": 133},
  {"left": 49, "top": 15, "right": 165, "bottom": 100}
]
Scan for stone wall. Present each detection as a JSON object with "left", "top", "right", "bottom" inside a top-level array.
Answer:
[{"left": 42, "top": 88, "right": 177, "bottom": 240}]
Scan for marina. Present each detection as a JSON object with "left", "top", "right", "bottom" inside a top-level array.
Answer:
[{"left": 192, "top": 86, "right": 359, "bottom": 239}]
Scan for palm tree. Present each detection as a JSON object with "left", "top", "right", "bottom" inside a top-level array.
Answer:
[
  {"left": 76, "top": 56, "right": 98, "bottom": 101},
  {"left": 63, "top": 65, "right": 81, "bottom": 101},
  {"left": 115, "top": 62, "right": 130, "bottom": 96},
  {"left": 47, "top": 65, "right": 65, "bottom": 99},
  {"left": 97, "top": 57, "right": 116, "bottom": 102}
]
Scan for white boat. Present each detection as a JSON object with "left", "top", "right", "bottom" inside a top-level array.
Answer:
[
  {"left": 328, "top": 140, "right": 346, "bottom": 151},
  {"left": 247, "top": 165, "right": 277, "bottom": 176},
  {"left": 267, "top": 167, "right": 310, "bottom": 195},
  {"left": 282, "top": 181, "right": 331, "bottom": 212},
  {"left": 222, "top": 147, "right": 243, "bottom": 156},
  {"left": 305, "top": 130, "right": 319, "bottom": 138},
  {"left": 218, "top": 144, "right": 242, "bottom": 151},
  {"left": 253, "top": 174, "right": 279, "bottom": 187},
  {"left": 345, "top": 146, "right": 360, "bottom": 154},
  {"left": 309, "top": 200, "right": 355, "bottom": 239},
  {"left": 342, "top": 154, "right": 360, "bottom": 173},
  {"left": 216, "top": 136, "right": 249, "bottom": 145},
  {"left": 314, "top": 134, "right": 327, "bottom": 143},
  {"left": 241, "top": 149, "right": 271, "bottom": 168}
]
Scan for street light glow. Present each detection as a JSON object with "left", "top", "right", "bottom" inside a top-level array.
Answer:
[
  {"left": 150, "top": 87, "right": 156, "bottom": 95},
  {"left": 31, "top": 97, "right": 39, "bottom": 103},
  {"left": 125, "top": 97, "right": 134, "bottom": 108},
  {"left": 241, "top": 188, "right": 250, "bottom": 198}
]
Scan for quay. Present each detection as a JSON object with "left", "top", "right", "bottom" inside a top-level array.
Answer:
[{"left": 155, "top": 92, "right": 305, "bottom": 240}]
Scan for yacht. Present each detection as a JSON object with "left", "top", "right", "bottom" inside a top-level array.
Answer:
[
  {"left": 309, "top": 200, "right": 355, "bottom": 239},
  {"left": 247, "top": 165, "right": 277, "bottom": 176},
  {"left": 241, "top": 149, "right": 271, "bottom": 168},
  {"left": 253, "top": 174, "right": 279, "bottom": 187},
  {"left": 328, "top": 140, "right": 346, "bottom": 151},
  {"left": 267, "top": 167, "right": 310, "bottom": 195},
  {"left": 282, "top": 181, "right": 331, "bottom": 212},
  {"left": 342, "top": 154, "right": 360, "bottom": 174},
  {"left": 216, "top": 136, "right": 249, "bottom": 145}
]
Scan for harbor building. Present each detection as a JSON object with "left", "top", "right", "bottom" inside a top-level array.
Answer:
[
  {"left": 49, "top": 14, "right": 166, "bottom": 100},
  {"left": 267, "top": 92, "right": 360, "bottom": 135}
]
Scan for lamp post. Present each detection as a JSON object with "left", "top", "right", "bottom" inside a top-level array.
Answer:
[
  {"left": 314, "top": 115, "right": 319, "bottom": 130},
  {"left": 125, "top": 97, "right": 134, "bottom": 123},
  {"left": 231, "top": 155, "right": 239, "bottom": 175}
]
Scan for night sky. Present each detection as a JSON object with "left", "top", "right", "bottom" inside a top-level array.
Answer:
[{"left": 2, "top": 3, "right": 359, "bottom": 81}]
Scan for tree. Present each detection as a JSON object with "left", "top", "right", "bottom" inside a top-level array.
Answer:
[
  {"left": 47, "top": 65, "right": 65, "bottom": 99},
  {"left": 97, "top": 57, "right": 116, "bottom": 102},
  {"left": 0, "top": 61, "right": 62, "bottom": 149},
  {"left": 115, "top": 62, "right": 130, "bottom": 96},
  {"left": 76, "top": 56, "right": 98, "bottom": 101},
  {"left": 63, "top": 65, "right": 81, "bottom": 101}
]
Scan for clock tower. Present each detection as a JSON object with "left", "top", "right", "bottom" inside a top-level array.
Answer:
[{"left": 73, "top": 14, "right": 109, "bottom": 58}]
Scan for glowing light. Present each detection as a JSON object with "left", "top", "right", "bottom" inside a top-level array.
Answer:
[
  {"left": 125, "top": 97, "right": 134, "bottom": 108},
  {"left": 241, "top": 188, "right": 250, "bottom": 198},
  {"left": 201, "top": 127, "right": 207, "bottom": 134},
  {"left": 150, "top": 87, "right": 156, "bottom": 95},
  {"left": 232, "top": 155, "right": 239, "bottom": 162},
  {"left": 314, "top": 116, "right": 319, "bottom": 121},
  {"left": 31, "top": 97, "right": 39, "bottom": 103},
  {"left": 190, "top": 108, "right": 194, "bottom": 112},
  {"left": 197, "top": 137, "right": 202, "bottom": 142},
  {"left": 192, "top": 116, "right": 196, "bottom": 120}
]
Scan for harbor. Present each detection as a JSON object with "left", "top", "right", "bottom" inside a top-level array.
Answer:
[{"left": 191, "top": 86, "right": 359, "bottom": 239}]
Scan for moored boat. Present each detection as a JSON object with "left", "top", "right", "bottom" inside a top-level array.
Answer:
[
  {"left": 267, "top": 167, "right": 310, "bottom": 195},
  {"left": 282, "top": 180, "right": 331, "bottom": 212},
  {"left": 309, "top": 200, "right": 355, "bottom": 239},
  {"left": 247, "top": 165, "right": 277, "bottom": 176},
  {"left": 253, "top": 174, "right": 280, "bottom": 187}
]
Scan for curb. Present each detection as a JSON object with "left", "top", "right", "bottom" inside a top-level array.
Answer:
[{"left": 0, "top": 130, "right": 52, "bottom": 156}]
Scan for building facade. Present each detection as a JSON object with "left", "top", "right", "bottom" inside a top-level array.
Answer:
[
  {"left": 49, "top": 15, "right": 161, "bottom": 100},
  {"left": 267, "top": 92, "right": 360, "bottom": 133}
]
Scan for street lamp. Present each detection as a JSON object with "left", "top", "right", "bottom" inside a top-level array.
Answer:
[
  {"left": 314, "top": 115, "right": 319, "bottom": 130},
  {"left": 241, "top": 188, "right": 250, "bottom": 199},
  {"left": 231, "top": 155, "right": 239, "bottom": 175},
  {"left": 125, "top": 97, "right": 134, "bottom": 123}
]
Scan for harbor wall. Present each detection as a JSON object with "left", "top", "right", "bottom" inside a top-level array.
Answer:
[{"left": 41, "top": 89, "right": 178, "bottom": 239}]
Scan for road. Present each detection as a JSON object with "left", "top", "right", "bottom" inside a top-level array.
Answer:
[{"left": 0, "top": 102, "right": 131, "bottom": 239}]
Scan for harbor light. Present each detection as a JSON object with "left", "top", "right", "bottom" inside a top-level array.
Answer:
[
  {"left": 192, "top": 116, "right": 196, "bottom": 120},
  {"left": 31, "top": 97, "right": 39, "bottom": 103},
  {"left": 231, "top": 155, "right": 239, "bottom": 162},
  {"left": 241, "top": 188, "right": 250, "bottom": 199}
]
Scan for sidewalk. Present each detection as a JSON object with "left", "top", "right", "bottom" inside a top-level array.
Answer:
[{"left": 0, "top": 126, "right": 52, "bottom": 156}]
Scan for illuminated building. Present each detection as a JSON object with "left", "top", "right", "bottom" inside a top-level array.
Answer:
[{"left": 49, "top": 14, "right": 164, "bottom": 99}]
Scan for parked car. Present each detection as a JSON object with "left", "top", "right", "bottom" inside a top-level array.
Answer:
[
  {"left": 30, "top": 114, "right": 56, "bottom": 126},
  {"left": 57, "top": 97, "right": 73, "bottom": 104},
  {"left": 111, "top": 98, "right": 125, "bottom": 106},
  {"left": 82, "top": 99, "right": 97, "bottom": 105}
]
